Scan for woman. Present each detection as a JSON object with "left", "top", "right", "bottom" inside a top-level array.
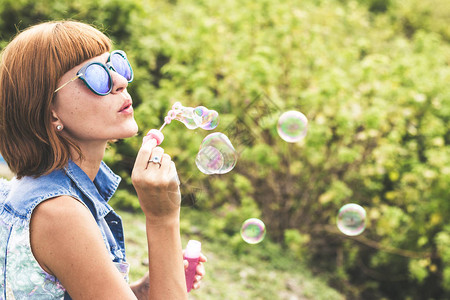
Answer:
[{"left": 0, "top": 21, "right": 205, "bottom": 299}]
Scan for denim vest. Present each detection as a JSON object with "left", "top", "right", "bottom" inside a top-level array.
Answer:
[{"left": 0, "top": 160, "right": 129, "bottom": 299}]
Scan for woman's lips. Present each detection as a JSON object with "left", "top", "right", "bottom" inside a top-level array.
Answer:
[{"left": 119, "top": 100, "right": 133, "bottom": 114}]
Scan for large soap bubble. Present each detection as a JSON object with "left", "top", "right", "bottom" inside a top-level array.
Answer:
[
  {"left": 195, "top": 146, "right": 224, "bottom": 175},
  {"left": 195, "top": 132, "right": 237, "bottom": 175}
]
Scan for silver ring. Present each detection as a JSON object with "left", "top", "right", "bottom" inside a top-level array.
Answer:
[{"left": 148, "top": 156, "right": 162, "bottom": 166}]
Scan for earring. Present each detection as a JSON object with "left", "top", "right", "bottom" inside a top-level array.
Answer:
[{"left": 56, "top": 125, "right": 63, "bottom": 131}]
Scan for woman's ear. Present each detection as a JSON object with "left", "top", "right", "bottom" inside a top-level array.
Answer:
[{"left": 51, "top": 109, "right": 63, "bottom": 131}]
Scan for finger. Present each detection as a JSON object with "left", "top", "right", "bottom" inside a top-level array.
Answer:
[
  {"left": 183, "top": 259, "right": 188, "bottom": 270},
  {"left": 172, "top": 161, "right": 180, "bottom": 186},
  {"left": 194, "top": 275, "right": 202, "bottom": 283},
  {"left": 159, "top": 153, "right": 172, "bottom": 172},
  {"left": 163, "top": 161, "right": 180, "bottom": 193},
  {"left": 134, "top": 138, "right": 157, "bottom": 170},
  {"left": 199, "top": 253, "right": 207, "bottom": 262},
  {"left": 196, "top": 262, "right": 205, "bottom": 277},
  {"left": 193, "top": 281, "right": 201, "bottom": 290},
  {"left": 168, "top": 161, "right": 180, "bottom": 185},
  {"left": 147, "top": 147, "right": 165, "bottom": 169}
]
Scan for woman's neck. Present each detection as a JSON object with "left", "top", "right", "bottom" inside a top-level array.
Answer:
[{"left": 70, "top": 141, "right": 108, "bottom": 181}]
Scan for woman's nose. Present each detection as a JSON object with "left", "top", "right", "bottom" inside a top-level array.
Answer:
[{"left": 110, "top": 70, "right": 128, "bottom": 94}]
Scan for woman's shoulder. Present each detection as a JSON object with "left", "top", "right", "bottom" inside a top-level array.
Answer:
[{"left": 1, "top": 169, "right": 78, "bottom": 225}]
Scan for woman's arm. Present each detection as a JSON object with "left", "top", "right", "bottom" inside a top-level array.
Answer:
[
  {"left": 131, "top": 138, "right": 188, "bottom": 299},
  {"left": 145, "top": 217, "right": 186, "bottom": 299},
  {"left": 30, "top": 196, "right": 138, "bottom": 299}
]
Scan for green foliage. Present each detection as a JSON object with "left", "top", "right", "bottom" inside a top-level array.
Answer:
[
  {"left": 388, "top": 0, "right": 450, "bottom": 41},
  {"left": 108, "top": 189, "right": 141, "bottom": 212},
  {"left": 121, "top": 208, "right": 344, "bottom": 300},
  {"left": 1, "top": 0, "right": 449, "bottom": 298},
  {"left": 284, "top": 229, "right": 311, "bottom": 262},
  {"left": 409, "top": 258, "right": 431, "bottom": 284}
]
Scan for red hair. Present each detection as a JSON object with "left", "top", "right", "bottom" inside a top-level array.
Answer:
[{"left": 0, "top": 21, "right": 112, "bottom": 178}]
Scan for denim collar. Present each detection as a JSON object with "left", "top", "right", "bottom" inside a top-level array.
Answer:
[{"left": 64, "top": 160, "right": 121, "bottom": 219}]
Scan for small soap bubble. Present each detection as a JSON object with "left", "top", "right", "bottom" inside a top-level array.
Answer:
[
  {"left": 168, "top": 109, "right": 177, "bottom": 120},
  {"left": 193, "top": 106, "right": 219, "bottom": 130},
  {"left": 197, "top": 132, "right": 237, "bottom": 174},
  {"left": 277, "top": 110, "right": 308, "bottom": 143},
  {"left": 336, "top": 203, "right": 366, "bottom": 236},
  {"left": 201, "top": 110, "right": 219, "bottom": 130},
  {"left": 172, "top": 102, "right": 183, "bottom": 111},
  {"left": 240, "top": 218, "right": 266, "bottom": 244},
  {"left": 195, "top": 146, "right": 224, "bottom": 175}
]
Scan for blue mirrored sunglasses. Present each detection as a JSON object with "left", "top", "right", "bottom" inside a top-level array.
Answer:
[{"left": 54, "top": 50, "right": 133, "bottom": 96}]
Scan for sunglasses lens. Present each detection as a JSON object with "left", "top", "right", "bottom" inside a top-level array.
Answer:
[
  {"left": 111, "top": 53, "right": 132, "bottom": 81},
  {"left": 84, "top": 64, "right": 111, "bottom": 94}
]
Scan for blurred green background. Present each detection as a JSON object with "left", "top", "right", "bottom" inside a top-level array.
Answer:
[{"left": 1, "top": 0, "right": 449, "bottom": 299}]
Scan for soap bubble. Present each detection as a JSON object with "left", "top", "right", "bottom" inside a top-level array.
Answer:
[
  {"left": 201, "top": 110, "right": 219, "bottom": 130},
  {"left": 277, "top": 110, "right": 308, "bottom": 143},
  {"left": 336, "top": 203, "right": 366, "bottom": 236},
  {"left": 170, "top": 102, "right": 199, "bottom": 129},
  {"left": 192, "top": 106, "right": 208, "bottom": 125},
  {"left": 172, "top": 102, "right": 183, "bottom": 111},
  {"left": 196, "top": 132, "right": 237, "bottom": 174},
  {"left": 193, "top": 106, "right": 219, "bottom": 130},
  {"left": 240, "top": 218, "right": 266, "bottom": 244},
  {"left": 173, "top": 107, "right": 198, "bottom": 130},
  {"left": 195, "top": 146, "right": 224, "bottom": 175}
]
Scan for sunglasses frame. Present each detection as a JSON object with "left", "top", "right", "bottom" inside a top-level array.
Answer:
[{"left": 54, "top": 50, "right": 133, "bottom": 96}]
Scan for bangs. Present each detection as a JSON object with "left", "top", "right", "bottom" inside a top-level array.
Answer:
[{"left": 50, "top": 21, "right": 112, "bottom": 75}]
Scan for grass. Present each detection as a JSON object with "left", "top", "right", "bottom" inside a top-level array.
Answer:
[{"left": 119, "top": 208, "right": 344, "bottom": 300}]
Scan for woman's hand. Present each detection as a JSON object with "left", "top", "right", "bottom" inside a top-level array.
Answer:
[
  {"left": 184, "top": 252, "right": 207, "bottom": 290},
  {"left": 131, "top": 138, "right": 181, "bottom": 222},
  {"left": 131, "top": 252, "right": 207, "bottom": 299}
]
